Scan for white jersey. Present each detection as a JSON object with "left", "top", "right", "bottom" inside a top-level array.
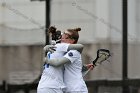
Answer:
[
  {"left": 63, "top": 50, "right": 88, "bottom": 92},
  {"left": 37, "top": 43, "right": 69, "bottom": 90}
]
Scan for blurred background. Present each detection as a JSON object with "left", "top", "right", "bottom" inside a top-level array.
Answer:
[{"left": 0, "top": 0, "right": 140, "bottom": 93}]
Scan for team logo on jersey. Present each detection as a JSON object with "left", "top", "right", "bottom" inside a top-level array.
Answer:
[{"left": 68, "top": 52, "right": 73, "bottom": 56}]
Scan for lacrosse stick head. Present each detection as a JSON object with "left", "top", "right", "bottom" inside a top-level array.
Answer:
[{"left": 93, "top": 49, "right": 111, "bottom": 66}]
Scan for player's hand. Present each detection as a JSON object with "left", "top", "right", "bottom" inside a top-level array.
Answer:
[
  {"left": 85, "top": 64, "right": 94, "bottom": 70},
  {"left": 43, "top": 45, "right": 56, "bottom": 53}
]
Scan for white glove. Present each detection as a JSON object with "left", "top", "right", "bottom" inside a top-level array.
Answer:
[
  {"left": 51, "top": 40, "right": 56, "bottom": 45},
  {"left": 43, "top": 45, "right": 56, "bottom": 53}
]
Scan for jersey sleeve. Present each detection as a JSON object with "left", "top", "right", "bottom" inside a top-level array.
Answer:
[{"left": 63, "top": 50, "right": 80, "bottom": 63}]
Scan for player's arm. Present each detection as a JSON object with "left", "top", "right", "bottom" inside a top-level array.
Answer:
[
  {"left": 44, "top": 57, "right": 71, "bottom": 67},
  {"left": 67, "top": 44, "right": 84, "bottom": 53},
  {"left": 44, "top": 50, "right": 78, "bottom": 67},
  {"left": 43, "top": 43, "right": 84, "bottom": 53}
]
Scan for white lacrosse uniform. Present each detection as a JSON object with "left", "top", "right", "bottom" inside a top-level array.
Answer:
[
  {"left": 37, "top": 43, "right": 69, "bottom": 93},
  {"left": 63, "top": 50, "right": 88, "bottom": 93}
]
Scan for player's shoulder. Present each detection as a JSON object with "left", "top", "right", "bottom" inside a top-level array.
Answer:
[{"left": 67, "top": 50, "right": 81, "bottom": 56}]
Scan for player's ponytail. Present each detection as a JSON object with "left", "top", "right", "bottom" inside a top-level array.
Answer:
[
  {"left": 67, "top": 27, "right": 81, "bottom": 32},
  {"left": 74, "top": 28, "right": 81, "bottom": 32}
]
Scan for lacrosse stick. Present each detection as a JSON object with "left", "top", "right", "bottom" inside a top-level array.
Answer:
[{"left": 83, "top": 49, "right": 111, "bottom": 77}]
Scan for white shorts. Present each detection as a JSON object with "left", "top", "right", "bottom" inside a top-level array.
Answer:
[{"left": 37, "top": 88, "right": 63, "bottom": 93}]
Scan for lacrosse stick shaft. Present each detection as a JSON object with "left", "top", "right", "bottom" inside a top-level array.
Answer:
[{"left": 83, "top": 66, "right": 93, "bottom": 77}]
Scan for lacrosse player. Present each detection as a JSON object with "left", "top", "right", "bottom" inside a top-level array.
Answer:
[
  {"left": 45, "top": 28, "right": 93, "bottom": 93},
  {"left": 37, "top": 27, "right": 87, "bottom": 93}
]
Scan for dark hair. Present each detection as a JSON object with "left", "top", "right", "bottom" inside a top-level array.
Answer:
[
  {"left": 48, "top": 26, "right": 61, "bottom": 42},
  {"left": 67, "top": 27, "right": 81, "bottom": 43}
]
